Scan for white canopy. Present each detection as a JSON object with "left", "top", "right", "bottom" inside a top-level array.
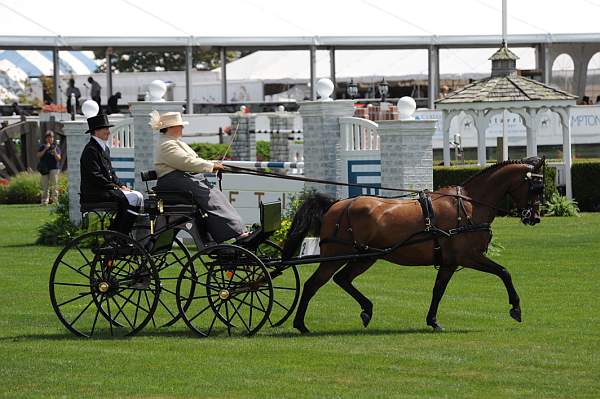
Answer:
[
  {"left": 215, "top": 48, "right": 537, "bottom": 81},
  {"left": 1, "top": 0, "right": 600, "bottom": 47}
]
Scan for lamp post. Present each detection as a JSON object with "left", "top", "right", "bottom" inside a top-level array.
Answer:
[
  {"left": 346, "top": 79, "right": 358, "bottom": 99},
  {"left": 377, "top": 78, "right": 390, "bottom": 102}
]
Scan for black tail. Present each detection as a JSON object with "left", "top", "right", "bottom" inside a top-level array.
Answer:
[{"left": 282, "top": 193, "right": 337, "bottom": 260}]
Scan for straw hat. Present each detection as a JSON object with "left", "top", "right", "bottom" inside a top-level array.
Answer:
[{"left": 148, "top": 110, "right": 189, "bottom": 131}]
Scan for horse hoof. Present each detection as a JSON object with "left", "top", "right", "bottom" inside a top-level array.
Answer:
[
  {"left": 427, "top": 319, "right": 444, "bottom": 332},
  {"left": 294, "top": 323, "right": 310, "bottom": 334},
  {"left": 510, "top": 308, "right": 522, "bottom": 323},
  {"left": 360, "top": 311, "right": 372, "bottom": 328}
]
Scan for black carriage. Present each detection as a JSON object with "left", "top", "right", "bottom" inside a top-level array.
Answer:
[{"left": 49, "top": 171, "right": 300, "bottom": 338}]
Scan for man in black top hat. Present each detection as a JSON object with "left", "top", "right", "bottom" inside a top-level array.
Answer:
[{"left": 80, "top": 114, "right": 143, "bottom": 234}]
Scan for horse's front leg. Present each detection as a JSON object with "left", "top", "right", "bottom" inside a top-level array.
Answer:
[
  {"left": 426, "top": 265, "right": 457, "bottom": 331},
  {"left": 462, "top": 255, "right": 522, "bottom": 323}
]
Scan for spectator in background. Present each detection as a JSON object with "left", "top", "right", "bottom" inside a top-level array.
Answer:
[
  {"left": 88, "top": 76, "right": 102, "bottom": 108},
  {"left": 37, "top": 131, "right": 61, "bottom": 205},
  {"left": 107, "top": 92, "right": 122, "bottom": 114},
  {"left": 65, "top": 78, "right": 81, "bottom": 115}
]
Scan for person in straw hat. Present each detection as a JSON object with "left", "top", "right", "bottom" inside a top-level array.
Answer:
[
  {"left": 80, "top": 114, "right": 144, "bottom": 234},
  {"left": 151, "top": 110, "right": 250, "bottom": 243}
]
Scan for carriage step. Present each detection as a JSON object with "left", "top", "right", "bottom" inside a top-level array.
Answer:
[{"left": 92, "top": 244, "right": 142, "bottom": 256}]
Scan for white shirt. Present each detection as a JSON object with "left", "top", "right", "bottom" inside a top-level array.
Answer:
[{"left": 92, "top": 135, "right": 108, "bottom": 151}]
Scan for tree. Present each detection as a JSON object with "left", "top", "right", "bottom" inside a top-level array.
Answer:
[{"left": 93, "top": 48, "right": 245, "bottom": 73}]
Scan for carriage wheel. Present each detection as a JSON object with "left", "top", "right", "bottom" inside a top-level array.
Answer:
[
  {"left": 148, "top": 237, "right": 193, "bottom": 328},
  {"left": 176, "top": 244, "right": 273, "bottom": 337},
  {"left": 256, "top": 240, "right": 300, "bottom": 328},
  {"left": 49, "top": 230, "right": 160, "bottom": 337}
]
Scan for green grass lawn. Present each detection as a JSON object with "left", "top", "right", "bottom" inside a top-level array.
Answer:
[{"left": 0, "top": 204, "right": 598, "bottom": 398}]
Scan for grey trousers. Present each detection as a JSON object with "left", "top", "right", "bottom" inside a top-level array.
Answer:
[{"left": 156, "top": 171, "right": 244, "bottom": 242}]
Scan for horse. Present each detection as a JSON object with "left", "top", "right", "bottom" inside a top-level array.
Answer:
[{"left": 282, "top": 157, "right": 546, "bottom": 333}]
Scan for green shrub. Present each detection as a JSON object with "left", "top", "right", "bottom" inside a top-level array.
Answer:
[
  {"left": 189, "top": 143, "right": 231, "bottom": 160},
  {"left": 36, "top": 192, "right": 82, "bottom": 245},
  {"left": 433, "top": 166, "right": 483, "bottom": 189},
  {"left": 572, "top": 160, "right": 600, "bottom": 211},
  {"left": 256, "top": 140, "right": 270, "bottom": 161},
  {"left": 543, "top": 193, "right": 580, "bottom": 217},
  {"left": 0, "top": 171, "right": 68, "bottom": 204},
  {"left": 2, "top": 171, "right": 41, "bottom": 203}
]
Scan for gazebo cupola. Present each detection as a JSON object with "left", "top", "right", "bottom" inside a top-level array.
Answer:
[{"left": 489, "top": 41, "right": 519, "bottom": 77}]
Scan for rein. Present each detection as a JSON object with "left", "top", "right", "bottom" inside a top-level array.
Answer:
[{"left": 222, "top": 164, "right": 515, "bottom": 214}]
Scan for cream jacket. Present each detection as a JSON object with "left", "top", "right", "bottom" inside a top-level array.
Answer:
[{"left": 155, "top": 133, "right": 215, "bottom": 178}]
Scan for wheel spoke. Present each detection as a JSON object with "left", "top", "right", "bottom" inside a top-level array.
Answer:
[
  {"left": 53, "top": 282, "right": 91, "bottom": 288},
  {"left": 60, "top": 260, "right": 90, "bottom": 280},
  {"left": 68, "top": 296, "right": 96, "bottom": 328},
  {"left": 90, "top": 296, "right": 104, "bottom": 336},
  {"left": 111, "top": 297, "right": 134, "bottom": 329},
  {"left": 57, "top": 291, "right": 92, "bottom": 308}
]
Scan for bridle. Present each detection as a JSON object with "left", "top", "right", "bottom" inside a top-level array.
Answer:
[{"left": 507, "top": 170, "right": 545, "bottom": 225}]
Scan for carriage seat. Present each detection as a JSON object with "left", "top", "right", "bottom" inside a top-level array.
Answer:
[
  {"left": 141, "top": 170, "right": 205, "bottom": 216},
  {"left": 80, "top": 200, "right": 119, "bottom": 230}
]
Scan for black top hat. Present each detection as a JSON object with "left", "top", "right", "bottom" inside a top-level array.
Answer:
[{"left": 86, "top": 114, "right": 114, "bottom": 134}]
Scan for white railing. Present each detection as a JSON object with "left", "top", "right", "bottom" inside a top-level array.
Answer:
[
  {"left": 109, "top": 117, "right": 134, "bottom": 148},
  {"left": 339, "top": 117, "right": 379, "bottom": 151},
  {"left": 547, "top": 161, "right": 566, "bottom": 186}
]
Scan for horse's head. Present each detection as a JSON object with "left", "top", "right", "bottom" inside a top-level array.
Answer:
[{"left": 508, "top": 157, "right": 545, "bottom": 225}]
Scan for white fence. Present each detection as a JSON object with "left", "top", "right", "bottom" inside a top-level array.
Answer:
[
  {"left": 338, "top": 117, "right": 381, "bottom": 198},
  {"left": 108, "top": 117, "right": 135, "bottom": 187}
]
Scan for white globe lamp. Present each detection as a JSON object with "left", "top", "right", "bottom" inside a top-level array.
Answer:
[
  {"left": 148, "top": 80, "right": 167, "bottom": 102},
  {"left": 397, "top": 96, "right": 417, "bottom": 120},
  {"left": 316, "top": 78, "right": 334, "bottom": 101},
  {"left": 81, "top": 100, "right": 99, "bottom": 118}
]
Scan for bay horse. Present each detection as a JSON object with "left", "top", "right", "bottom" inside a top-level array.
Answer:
[{"left": 282, "top": 157, "right": 546, "bottom": 333}]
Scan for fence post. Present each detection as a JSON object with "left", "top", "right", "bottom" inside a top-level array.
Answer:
[
  {"left": 62, "top": 120, "right": 90, "bottom": 224},
  {"left": 129, "top": 101, "right": 185, "bottom": 191},
  {"left": 229, "top": 113, "right": 256, "bottom": 161},
  {"left": 378, "top": 119, "right": 437, "bottom": 197},
  {"left": 299, "top": 100, "right": 355, "bottom": 197}
]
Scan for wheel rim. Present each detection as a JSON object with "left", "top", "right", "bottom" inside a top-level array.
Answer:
[
  {"left": 49, "top": 230, "right": 159, "bottom": 337},
  {"left": 176, "top": 245, "right": 273, "bottom": 337},
  {"left": 256, "top": 241, "right": 300, "bottom": 328}
]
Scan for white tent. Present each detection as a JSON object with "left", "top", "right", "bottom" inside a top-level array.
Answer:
[{"left": 216, "top": 48, "right": 537, "bottom": 82}]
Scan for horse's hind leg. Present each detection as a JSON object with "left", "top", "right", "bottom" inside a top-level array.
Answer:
[
  {"left": 332, "top": 260, "right": 376, "bottom": 328},
  {"left": 426, "top": 265, "right": 457, "bottom": 332},
  {"left": 462, "top": 255, "right": 522, "bottom": 323},
  {"left": 293, "top": 261, "right": 346, "bottom": 334}
]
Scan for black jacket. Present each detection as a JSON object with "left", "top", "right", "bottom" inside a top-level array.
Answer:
[{"left": 79, "top": 138, "right": 125, "bottom": 203}]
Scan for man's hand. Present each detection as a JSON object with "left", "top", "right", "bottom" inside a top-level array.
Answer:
[
  {"left": 120, "top": 185, "right": 130, "bottom": 192},
  {"left": 212, "top": 162, "right": 225, "bottom": 172}
]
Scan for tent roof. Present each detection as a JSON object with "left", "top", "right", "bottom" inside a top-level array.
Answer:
[
  {"left": 1, "top": 0, "right": 600, "bottom": 48},
  {"left": 213, "top": 48, "right": 538, "bottom": 80}
]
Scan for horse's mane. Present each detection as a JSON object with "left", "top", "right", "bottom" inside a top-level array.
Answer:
[{"left": 461, "top": 157, "right": 540, "bottom": 186}]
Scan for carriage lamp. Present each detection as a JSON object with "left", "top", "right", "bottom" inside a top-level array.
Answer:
[
  {"left": 347, "top": 79, "right": 358, "bottom": 99},
  {"left": 377, "top": 78, "right": 390, "bottom": 102}
]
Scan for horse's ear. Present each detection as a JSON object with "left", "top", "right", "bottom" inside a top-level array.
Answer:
[{"left": 533, "top": 155, "right": 546, "bottom": 172}]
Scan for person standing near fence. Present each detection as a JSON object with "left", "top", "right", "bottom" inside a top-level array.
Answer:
[
  {"left": 37, "top": 131, "right": 61, "bottom": 205},
  {"left": 88, "top": 76, "right": 102, "bottom": 109}
]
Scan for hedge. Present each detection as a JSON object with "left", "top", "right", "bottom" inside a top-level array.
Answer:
[
  {"left": 188, "top": 143, "right": 230, "bottom": 160},
  {"left": 572, "top": 160, "right": 600, "bottom": 211},
  {"left": 433, "top": 164, "right": 558, "bottom": 205},
  {"left": 0, "top": 171, "right": 68, "bottom": 204}
]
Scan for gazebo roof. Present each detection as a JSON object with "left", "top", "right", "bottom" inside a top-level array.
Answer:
[{"left": 436, "top": 75, "right": 577, "bottom": 104}]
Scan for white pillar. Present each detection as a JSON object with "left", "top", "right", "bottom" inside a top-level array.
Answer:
[
  {"left": 473, "top": 112, "right": 490, "bottom": 167},
  {"left": 441, "top": 110, "right": 451, "bottom": 166},
  {"left": 378, "top": 119, "right": 437, "bottom": 196},
  {"left": 129, "top": 101, "right": 185, "bottom": 191},
  {"left": 62, "top": 120, "right": 90, "bottom": 224},
  {"left": 299, "top": 100, "right": 355, "bottom": 197},
  {"left": 561, "top": 109, "right": 573, "bottom": 199}
]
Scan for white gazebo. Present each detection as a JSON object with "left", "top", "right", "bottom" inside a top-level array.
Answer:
[{"left": 436, "top": 44, "right": 578, "bottom": 198}]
